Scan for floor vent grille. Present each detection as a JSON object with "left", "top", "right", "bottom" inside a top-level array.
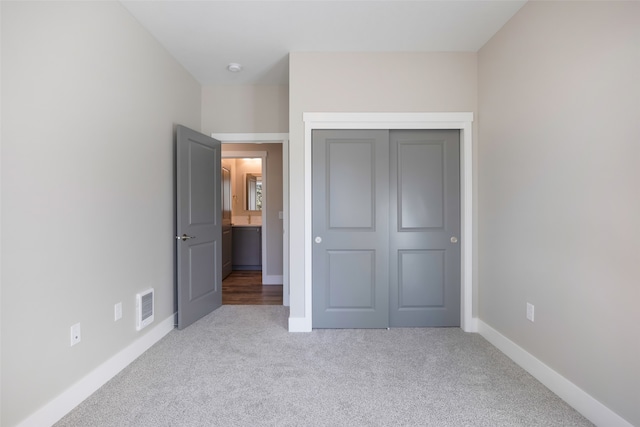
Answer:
[{"left": 136, "top": 288, "right": 154, "bottom": 331}]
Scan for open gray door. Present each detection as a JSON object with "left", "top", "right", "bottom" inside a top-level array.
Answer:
[{"left": 176, "top": 125, "right": 222, "bottom": 330}]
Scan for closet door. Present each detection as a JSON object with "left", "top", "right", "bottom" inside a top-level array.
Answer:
[
  {"left": 389, "top": 130, "right": 461, "bottom": 327},
  {"left": 312, "top": 130, "right": 390, "bottom": 328}
]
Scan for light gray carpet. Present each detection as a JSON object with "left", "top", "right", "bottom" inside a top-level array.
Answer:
[{"left": 56, "top": 306, "right": 592, "bottom": 426}]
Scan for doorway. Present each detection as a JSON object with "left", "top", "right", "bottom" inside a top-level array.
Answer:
[
  {"left": 222, "top": 271, "right": 283, "bottom": 305},
  {"left": 220, "top": 152, "right": 280, "bottom": 305},
  {"left": 214, "top": 133, "right": 290, "bottom": 306},
  {"left": 221, "top": 153, "right": 267, "bottom": 279}
]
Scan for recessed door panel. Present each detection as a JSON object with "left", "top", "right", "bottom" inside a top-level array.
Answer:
[
  {"left": 327, "top": 250, "right": 375, "bottom": 309},
  {"left": 189, "top": 242, "right": 217, "bottom": 301},
  {"left": 327, "top": 140, "right": 375, "bottom": 229},
  {"left": 398, "top": 250, "right": 444, "bottom": 308},
  {"left": 189, "top": 142, "right": 218, "bottom": 226},
  {"left": 399, "top": 142, "right": 444, "bottom": 230}
]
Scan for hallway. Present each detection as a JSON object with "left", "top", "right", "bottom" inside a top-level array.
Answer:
[{"left": 222, "top": 271, "right": 283, "bottom": 305}]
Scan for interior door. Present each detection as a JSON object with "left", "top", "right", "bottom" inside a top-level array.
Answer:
[
  {"left": 312, "top": 130, "right": 390, "bottom": 328},
  {"left": 389, "top": 130, "right": 460, "bottom": 327},
  {"left": 176, "top": 125, "right": 222, "bottom": 330}
]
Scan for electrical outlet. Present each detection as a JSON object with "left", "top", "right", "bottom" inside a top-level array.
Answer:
[
  {"left": 526, "top": 303, "right": 535, "bottom": 322},
  {"left": 114, "top": 302, "right": 122, "bottom": 321},
  {"left": 70, "top": 323, "right": 81, "bottom": 346}
]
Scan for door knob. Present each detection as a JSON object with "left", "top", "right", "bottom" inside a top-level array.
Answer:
[
  {"left": 315, "top": 236, "right": 322, "bottom": 244},
  {"left": 450, "top": 236, "right": 458, "bottom": 244},
  {"left": 176, "top": 234, "right": 196, "bottom": 241}
]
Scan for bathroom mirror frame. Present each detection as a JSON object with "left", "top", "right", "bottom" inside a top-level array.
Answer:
[{"left": 245, "top": 173, "right": 263, "bottom": 211}]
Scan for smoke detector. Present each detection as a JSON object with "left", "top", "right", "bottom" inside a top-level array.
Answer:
[{"left": 227, "top": 63, "right": 242, "bottom": 72}]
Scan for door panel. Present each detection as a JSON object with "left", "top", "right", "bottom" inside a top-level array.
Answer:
[
  {"left": 327, "top": 142, "right": 375, "bottom": 229},
  {"left": 188, "top": 242, "right": 217, "bottom": 300},
  {"left": 176, "top": 125, "right": 222, "bottom": 330},
  {"left": 189, "top": 143, "right": 218, "bottom": 225},
  {"left": 390, "top": 130, "right": 460, "bottom": 327},
  {"left": 398, "top": 250, "right": 445, "bottom": 308},
  {"left": 327, "top": 250, "right": 375, "bottom": 309},
  {"left": 399, "top": 142, "right": 444, "bottom": 230},
  {"left": 312, "top": 130, "right": 389, "bottom": 328}
]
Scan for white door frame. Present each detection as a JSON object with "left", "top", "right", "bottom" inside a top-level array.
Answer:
[
  {"left": 302, "top": 113, "right": 476, "bottom": 332},
  {"left": 213, "top": 133, "right": 289, "bottom": 306}
]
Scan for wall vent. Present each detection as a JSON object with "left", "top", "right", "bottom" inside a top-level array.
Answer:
[{"left": 136, "top": 288, "right": 154, "bottom": 331}]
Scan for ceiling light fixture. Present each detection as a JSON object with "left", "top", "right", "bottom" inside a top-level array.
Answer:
[{"left": 227, "top": 63, "right": 242, "bottom": 73}]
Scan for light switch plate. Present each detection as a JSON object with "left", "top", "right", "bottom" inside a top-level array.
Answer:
[
  {"left": 526, "top": 303, "right": 535, "bottom": 322},
  {"left": 114, "top": 302, "right": 122, "bottom": 321}
]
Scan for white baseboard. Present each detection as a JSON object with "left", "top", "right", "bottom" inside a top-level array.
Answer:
[
  {"left": 17, "top": 314, "right": 176, "bottom": 427},
  {"left": 478, "top": 320, "right": 633, "bottom": 427},
  {"left": 262, "top": 275, "right": 283, "bottom": 285},
  {"left": 288, "top": 315, "right": 312, "bottom": 332},
  {"left": 463, "top": 316, "right": 479, "bottom": 333}
]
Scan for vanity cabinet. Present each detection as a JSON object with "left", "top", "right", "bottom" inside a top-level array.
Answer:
[{"left": 231, "top": 226, "right": 262, "bottom": 270}]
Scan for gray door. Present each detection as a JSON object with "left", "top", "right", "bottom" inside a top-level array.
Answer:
[
  {"left": 176, "top": 125, "right": 222, "bottom": 330},
  {"left": 312, "top": 130, "right": 390, "bottom": 328},
  {"left": 312, "top": 129, "right": 460, "bottom": 328},
  {"left": 389, "top": 130, "right": 460, "bottom": 327}
]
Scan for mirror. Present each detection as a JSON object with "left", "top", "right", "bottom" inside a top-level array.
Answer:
[{"left": 245, "top": 173, "right": 262, "bottom": 211}]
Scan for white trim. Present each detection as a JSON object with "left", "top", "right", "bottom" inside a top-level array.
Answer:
[
  {"left": 301, "top": 112, "right": 474, "bottom": 333},
  {"left": 221, "top": 150, "right": 268, "bottom": 158},
  {"left": 0, "top": 3, "right": 3, "bottom": 418},
  {"left": 479, "top": 321, "right": 633, "bottom": 427},
  {"left": 262, "top": 275, "right": 283, "bottom": 285},
  {"left": 16, "top": 314, "right": 176, "bottom": 427},
  {"left": 466, "top": 317, "right": 479, "bottom": 333},
  {"left": 212, "top": 132, "right": 289, "bottom": 143},
  {"left": 282, "top": 138, "right": 290, "bottom": 306},
  {"left": 288, "top": 315, "right": 312, "bottom": 333}
]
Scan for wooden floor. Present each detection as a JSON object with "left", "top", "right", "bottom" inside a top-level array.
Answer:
[{"left": 222, "top": 271, "right": 283, "bottom": 305}]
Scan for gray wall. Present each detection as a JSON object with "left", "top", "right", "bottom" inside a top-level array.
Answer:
[
  {"left": 1, "top": 2, "right": 201, "bottom": 426},
  {"left": 288, "top": 52, "right": 479, "bottom": 319},
  {"left": 478, "top": 2, "right": 640, "bottom": 425}
]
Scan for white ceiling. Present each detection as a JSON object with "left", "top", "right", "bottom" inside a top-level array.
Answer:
[{"left": 121, "top": 0, "right": 526, "bottom": 86}]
